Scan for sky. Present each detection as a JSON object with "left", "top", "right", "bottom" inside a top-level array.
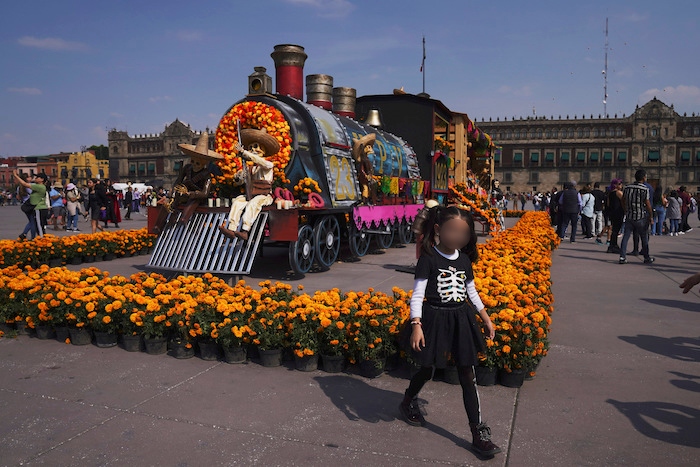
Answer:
[{"left": 1, "top": 0, "right": 699, "bottom": 157}]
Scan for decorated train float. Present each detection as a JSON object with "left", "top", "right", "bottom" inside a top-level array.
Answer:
[{"left": 148, "top": 44, "right": 496, "bottom": 276}]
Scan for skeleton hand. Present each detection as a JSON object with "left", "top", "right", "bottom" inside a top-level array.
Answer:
[
  {"left": 174, "top": 185, "right": 188, "bottom": 195},
  {"left": 235, "top": 142, "right": 245, "bottom": 153}
]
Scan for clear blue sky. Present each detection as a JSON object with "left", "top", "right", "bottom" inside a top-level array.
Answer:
[{"left": 2, "top": 0, "right": 699, "bottom": 156}]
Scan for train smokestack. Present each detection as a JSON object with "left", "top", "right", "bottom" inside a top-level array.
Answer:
[
  {"left": 332, "top": 87, "right": 356, "bottom": 118},
  {"left": 306, "top": 74, "right": 333, "bottom": 110},
  {"left": 270, "top": 44, "right": 307, "bottom": 100}
]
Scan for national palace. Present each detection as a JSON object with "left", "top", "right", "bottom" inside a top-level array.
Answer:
[{"left": 478, "top": 97, "right": 700, "bottom": 193}]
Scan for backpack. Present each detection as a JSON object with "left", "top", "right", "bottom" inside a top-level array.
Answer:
[{"left": 690, "top": 197, "right": 697, "bottom": 213}]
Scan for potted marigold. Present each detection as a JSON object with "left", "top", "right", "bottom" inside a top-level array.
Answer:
[
  {"left": 317, "top": 312, "right": 349, "bottom": 373},
  {"left": 346, "top": 291, "right": 401, "bottom": 378},
  {"left": 214, "top": 300, "right": 252, "bottom": 364},
  {"left": 286, "top": 309, "right": 320, "bottom": 371},
  {"left": 248, "top": 307, "right": 288, "bottom": 367}
]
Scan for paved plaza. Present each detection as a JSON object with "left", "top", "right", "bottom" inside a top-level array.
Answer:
[{"left": 0, "top": 205, "right": 698, "bottom": 466}]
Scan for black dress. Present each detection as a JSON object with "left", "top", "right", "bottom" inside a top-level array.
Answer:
[{"left": 407, "top": 249, "right": 487, "bottom": 368}]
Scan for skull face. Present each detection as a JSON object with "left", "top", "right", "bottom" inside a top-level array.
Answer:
[{"left": 247, "top": 142, "right": 266, "bottom": 157}]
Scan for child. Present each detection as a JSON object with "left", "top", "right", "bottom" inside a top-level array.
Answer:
[{"left": 400, "top": 205, "right": 501, "bottom": 457}]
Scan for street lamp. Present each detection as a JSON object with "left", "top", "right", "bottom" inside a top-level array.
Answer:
[{"left": 80, "top": 145, "right": 87, "bottom": 184}]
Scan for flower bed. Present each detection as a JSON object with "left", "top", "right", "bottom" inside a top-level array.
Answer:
[
  {"left": 0, "top": 228, "right": 156, "bottom": 268},
  {"left": 449, "top": 183, "right": 501, "bottom": 232},
  {"left": 0, "top": 213, "right": 558, "bottom": 379}
]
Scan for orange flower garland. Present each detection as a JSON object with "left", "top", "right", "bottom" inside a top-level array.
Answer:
[
  {"left": 215, "top": 101, "right": 293, "bottom": 187},
  {"left": 450, "top": 183, "right": 501, "bottom": 233}
]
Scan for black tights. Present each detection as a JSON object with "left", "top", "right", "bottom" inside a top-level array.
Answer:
[{"left": 405, "top": 365, "right": 481, "bottom": 424}]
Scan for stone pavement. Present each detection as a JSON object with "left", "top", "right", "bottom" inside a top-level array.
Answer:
[{"left": 0, "top": 204, "right": 698, "bottom": 466}]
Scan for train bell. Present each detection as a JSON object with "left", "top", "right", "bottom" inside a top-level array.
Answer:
[{"left": 364, "top": 109, "right": 383, "bottom": 128}]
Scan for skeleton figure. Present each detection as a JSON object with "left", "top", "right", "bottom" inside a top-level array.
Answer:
[{"left": 436, "top": 266, "right": 467, "bottom": 302}]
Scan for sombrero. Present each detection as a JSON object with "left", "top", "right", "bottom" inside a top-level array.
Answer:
[
  {"left": 178, "top": 132, "right": 224, "bottom": 160},
  {"left": 239, "top": 128, "right": 280, "bottom": 156},
  {"left": 352, "top": 133, "right": 376, "bottom": 160}
]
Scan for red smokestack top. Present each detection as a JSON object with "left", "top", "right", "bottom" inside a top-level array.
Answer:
[{"left": 271, "top": 44, "right": 307, "bottom": 100}]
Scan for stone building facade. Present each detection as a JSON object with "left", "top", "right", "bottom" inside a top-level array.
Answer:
[
  {"left": 478, "top": 98, "right": 700, "bottom": 193},
  {"left": 108, "top": 119, "right": 214, "bottom": 188}
]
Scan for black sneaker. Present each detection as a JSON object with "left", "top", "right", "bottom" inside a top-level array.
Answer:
[
  {"left": 619, "top": 257, "right": 627, "bottom": 264},
  {"left": 18, "top": 233, "right": 26, "bottom": 241},
  {"left": 644, "top": 257, "right": 655, "bottom": 264},
  {"left": 399, "top": 399, "right": 426, "bottom": 427}
]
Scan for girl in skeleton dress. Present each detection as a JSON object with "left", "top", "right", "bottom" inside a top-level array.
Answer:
[{"left": 399, "top": 205, "right": 501, "bottom": 458}]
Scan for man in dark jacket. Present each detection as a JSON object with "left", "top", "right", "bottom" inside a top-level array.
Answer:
[
  {"left": 558, "top": 181, "right": 582, "bottom": 242},
  {"left": 591, "top": 182, "right": 606, "bottom": 243}
]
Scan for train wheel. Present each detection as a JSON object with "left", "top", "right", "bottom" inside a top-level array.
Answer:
[
  {"left": 314, "top": 215, "right": 340, "bottom": 269},
  {"left": 375, "top": 221, "right": 395, "bottom": 249},
  {"left": 289, "top": 224, "right": 315, "bottom": 274},
  {"left": 397, "top": 219, "right": 414, "bottom": 244},
  {"left": 348, "top": 221, "right": 371, "bottom": 257}
]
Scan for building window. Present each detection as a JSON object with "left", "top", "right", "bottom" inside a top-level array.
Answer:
[
  {"left": 173, "top": 160, "right": 183, "bottom": 171},
  {"left": 618, "top": 151, "right": 627, "bottom": 161},
  {"left": 545, "top": 152, "right": 555, "bottom": 163},
  {"left": 529, "top": 172, "right": 539, "bottom": 183},
  {"left": 651, "top": 128, "right": 658, "bottom": 137},
  {"left": 568, "top": 129, "right": 574, "bottom": 138},
  {"left": 680, "top": 171, "right": 690, "bottom": 182},
  {"left": 616, "top": 128, "right": 623, "bottom": 137},
  {"left": 577, "top": 128, "right": 584, "bottom": 138},
  {"left": 647, "top": 150, "right": 660, "bottom": 162},
  {"left": 505, "top": 130, "right": 512, "bottom": 139},
  {"left": 513, "top": 152, "right": 523, "bottom": 165},
  {"left": 581, "top": 171, "right": 591, "bottom": 183},
  {"left": 589, "top": 152, "right": 599, "bottom": 163},
  {"left": 593, "top": 128, "right": 600, "bottom": 137},
  {"left": 503, "top": 172, "right": 512, "bottom": 183},
  {"left": 545, "top": 129, "right": 552, "bottom": 138},
  {"left": 514, "top": 130, "right": 520, "bottom": 139},
  {"left": 128, "top": 163, "right": 136, "bottom": 177},
  {"left": 560, "top": 151, "right": 570, "bottom": 165},
  {"left": 603, "top": 151, "right": 613, "bottom": 162},
  {"left": 536, "top": 129, "right": 542, "bottom": 138},
  {"left": 584, "top": 128, "right": 591, "bottom": 137},
  {"left": 641, "top": 128, "right": 645, "bottom": 136},
  {"left": 694, "top": 127, "right": 700, "bottom": 136},
  {"left": 530, "top": 151, "right": 540, "bottom": 164},
  {"left": 147, "top": 162, "right": 156, "bottom": 176},
  {"left": 558, "top": 171, "right": 569, "bottom": 183},
  {"left": 138, "top": 163, "right": 146, "bottom": 177},
  {"left": 576, "top": 151, "right": 586, "bottom": 163},
  {"left": 696, "top": 151, "right": 700, "bottom": 162},
  {"left": 602, "top": 171, "right": 612, "bottom": 183},
  {"left": 681, "top": 151, "right": 691, "bottom": 162}
]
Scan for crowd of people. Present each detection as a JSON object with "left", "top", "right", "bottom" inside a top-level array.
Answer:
[
  {"left": 9, "top": 170, "right": 168, "bottom": 239},
  {"left": 539, "top": 170, "right": 698, "bottom": 264}
]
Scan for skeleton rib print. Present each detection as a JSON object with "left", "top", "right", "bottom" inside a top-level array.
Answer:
[{"left": 436, "top": 266, "right": 467, "bottom": 302}]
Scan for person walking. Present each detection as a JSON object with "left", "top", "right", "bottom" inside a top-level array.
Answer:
[
  {"left": 651, "top": 186, "right": 668, "bottom": 236},
  {"left": 580, "top": 184, "right": 595, "bottom": 239},
  {"left": 558, "top": 181, "right": 582, "bottom": 243},
  {"left": 591, "top": 182, "right": 606, "bottom": 243},
  {"left": 64, "top": 183, "right": 83, "bottom": 232},
  {"left": 619, "top": 170, "right": 654, "bottom": 264},
  {"left": 124, "top": 186, "right": 133, "bottom": 220},
  {"left": 86, "top": 179, "right": 108, "bottom": 234},
  {"left": 606, "top": 179, "right": 625, "bottom": 253},
  {"left": 400, "top": 205, "right": 501, "bottom": 458},
  {"left": 678, "top": 186, "right": 693, "bottom": 233},
  {"left": 666, "top": 190, "right": 682, "bottom": 236},
  {"left": 13, "top": 171, "right": 47, "bottom": 240}
]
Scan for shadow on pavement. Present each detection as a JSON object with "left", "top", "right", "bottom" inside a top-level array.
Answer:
[
  {"left": 668, "top": 371, "right": 700, "bottom": 393},
  {"left": 640, "top": 298, "right": 700, "bottom": 313},
  {"left": 618, "top": 335, "right": 700, "bottom": 362},
  {"left": 314, "top": 374, "right": 401, "bottom": 423},
  {"left": 607, "top": 399, "right": 700, "bottom": 448}
]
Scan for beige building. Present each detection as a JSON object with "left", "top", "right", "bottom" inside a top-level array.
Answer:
[
  {"left": 108, "top": 119, "right": 213, "bottom": 188},
  {"left": 477, "top": 98, "right": 700, "bottom": 193}
]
